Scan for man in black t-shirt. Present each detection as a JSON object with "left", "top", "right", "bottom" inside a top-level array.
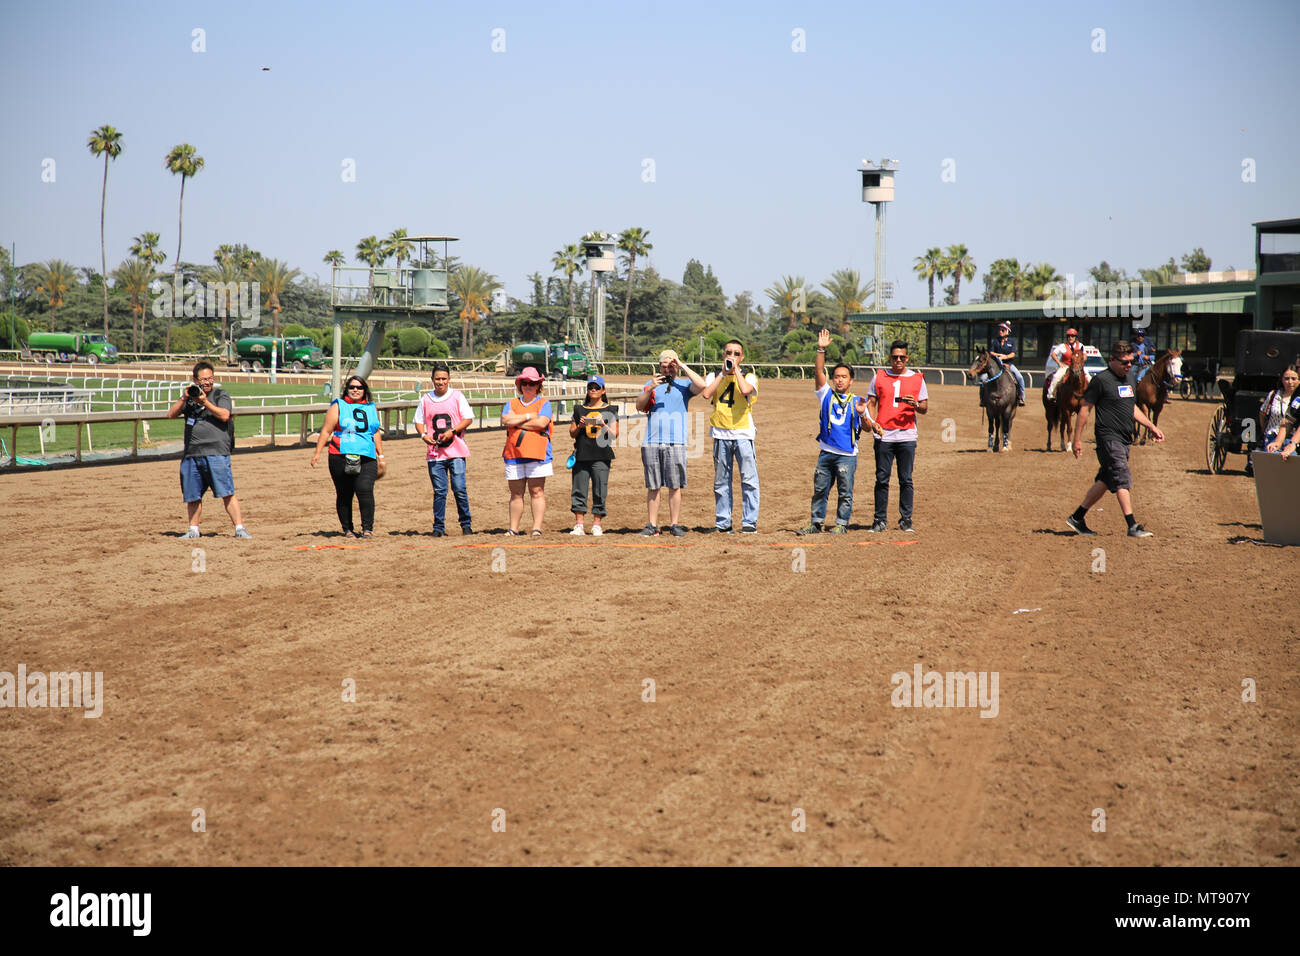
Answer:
[
  {"left": 166, "top": 360, "right": 249, "bottom": 539},
  {"left": 1065, "top": 341, "right": 1164, "bottom": 538}
]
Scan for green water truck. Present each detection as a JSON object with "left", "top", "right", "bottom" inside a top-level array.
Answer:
[{"left": 26, "top": 332, "right": 119, "bottom": 365}]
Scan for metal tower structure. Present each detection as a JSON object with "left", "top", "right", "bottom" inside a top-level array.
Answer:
[
  {"left": 581, "top": 234, "right": 617, "bottom": 361},
  {"left": 859, "top": 160, "right": 898, "bottom": 311},
  {"left": 328, "top": 234, "right": 457, "bottom": 395}
]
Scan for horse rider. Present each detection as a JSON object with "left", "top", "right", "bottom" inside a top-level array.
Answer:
[
  {"left": 1131, "top": 328, "right": 1155, "bottom": 372},
  {"left": 982, "top": 322, "right": 1026, "bottom": 407},
  {"left": 1046, "top": 327, "right": 1087, "bottom": 401}
]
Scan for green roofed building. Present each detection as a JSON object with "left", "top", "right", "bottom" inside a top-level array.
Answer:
[{"left": 848, "top": 217, "right": 1298, "bottom": 372}]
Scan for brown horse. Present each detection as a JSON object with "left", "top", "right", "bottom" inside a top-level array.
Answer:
[
  {"left": 1134, "top": 349, "right": 1183, "bottom": 445},
  {"left": 1044, "top": 347, "right": 1087, "bottom": 452}
]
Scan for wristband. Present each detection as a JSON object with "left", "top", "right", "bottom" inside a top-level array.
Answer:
[{"left": 378, "top": 454, "right": 385, "bottom": 458}]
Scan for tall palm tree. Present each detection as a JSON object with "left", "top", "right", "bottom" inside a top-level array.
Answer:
[
  {"left": 986, "top": 257, "right": 1024, "bottom": 302},
  {"left": 87, "top": 124, "right": 123, "bottom": 336},
  {"left": 913, "top": 247, "right": 944, "bottom": 307},
  {"left": 164, "top": 143, "right": 205, "bottom": 353},
  {"left": 355, "top": 235, "right": 385, "bottom": 268},
  {"left": 449, "top": 265, "right": 502, "bottom": 357},
  {"left": 944, "top": 244, "right": 976, "bottom": 306},
  {"left": 323, "top": 250, "right": 345, "bottom": 268},
  {"left": 551, "top": 243, "right": 585, "bottom": 335},
  {"left": 31, "top": 260, "right": 77, "bottom": 330},
  {"left": 385, "top": 228, "right": 412, "bottom": 276},
  {"left": 1025, "top": 262, "right": 1064, "bottom": 299},
  {"left": 130, "top": 232, "right": 167, "bottom": 269},
  {"left": 764, "top": 275, "right": 809, "bottom": 332},
  {"left": 617, "top": 227, "right": 652, "bottom": 359},
  {"left": 821, "top": 268, "right": 871, "bottom": 336},
  {"left": 251, "top": 258, "right": 302, "bottom": 339},
  {"left": 114, "top": 257, "right": 155, "bottom": 351}
]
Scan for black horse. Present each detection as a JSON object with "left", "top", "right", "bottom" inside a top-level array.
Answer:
[{"left": 968, "top": 349, "right": 1018, "bottom": 452}]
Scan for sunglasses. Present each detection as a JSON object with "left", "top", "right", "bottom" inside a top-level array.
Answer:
[
  {"left": 586, "top": 384, "right": 603, "bottom": 390},
  {"left": 889, "top": 354, "right": 907, "bottom": 361},
  {"left": 1114, "top": 359, "right": 1134, "bottom": 366},
  {"left": 346, "top": 384, "right": 365, "bottom": 391}
]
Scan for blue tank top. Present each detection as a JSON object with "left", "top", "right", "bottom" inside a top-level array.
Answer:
[
  {"left": 334, "top": 399, "right": 379, "bottom": 458},
  {"left": 817, "top": 387, "right": 861, "bottom": 453}
]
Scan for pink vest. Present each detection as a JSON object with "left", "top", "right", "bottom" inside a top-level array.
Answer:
[{"left": 420, "top": 390, "right": 471, "bottom": 460}]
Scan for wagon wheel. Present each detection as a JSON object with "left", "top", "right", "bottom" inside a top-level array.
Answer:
[
  {"left": 1205, "top": 406, "right": 1229, "bottom": 474},
  {"left": 1179, "top": 378, "right": 1193, "bottom": 400}
]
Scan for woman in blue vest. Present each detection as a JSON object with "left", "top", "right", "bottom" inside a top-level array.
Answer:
[{"left": 311, "top": 375, "right": 385, "bottom": 538}]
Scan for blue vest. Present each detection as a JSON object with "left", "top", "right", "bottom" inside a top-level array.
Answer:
[
  {"left": 818, "top": 389, "right": 861, "bottom": 453},
  {"left": 335, "top": 399, "right": 379, "bottom": 458}
]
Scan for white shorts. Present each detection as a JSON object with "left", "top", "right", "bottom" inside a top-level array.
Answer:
[{"left": 505, "top": 459, "right": 554, "bottom": 481}]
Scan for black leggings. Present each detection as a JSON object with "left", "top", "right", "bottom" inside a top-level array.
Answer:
[{"left": 328, "top": 453, "right": 378, "bottom": 532}]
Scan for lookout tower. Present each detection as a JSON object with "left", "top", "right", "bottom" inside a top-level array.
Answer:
[
  {"left": 581, "top": 234, "right": 618, "bottom": 361},
  {"left": 329, "top": 234, "right": 457, "bottom": 394},
  {"left": 859, "top": 160, "right": 898, "bottom": 311}
]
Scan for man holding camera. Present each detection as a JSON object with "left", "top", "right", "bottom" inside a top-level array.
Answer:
[
  {"left": 634, "top": 349, "right": 706, "bottom": 536},
  {"left": 700, "top": 339, "right": 759, "bottom": 533},
  {"left": 167, "top": 360, "right": 250, "bottom": 539}
]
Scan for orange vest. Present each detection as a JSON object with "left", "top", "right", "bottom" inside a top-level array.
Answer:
[{"left": 502, "top": 397, "right": 552, "bottom": 460}]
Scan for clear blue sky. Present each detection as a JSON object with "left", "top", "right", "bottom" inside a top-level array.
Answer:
[{"left": 3, "top": 0, "right": 1297, "bottom": 310}]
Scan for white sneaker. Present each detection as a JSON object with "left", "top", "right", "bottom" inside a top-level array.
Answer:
[
  {"left": 182, "top": 527, "right": 200, "bottom": 539},
  {"left": 570, "top": 523, "right": 585, "bottom": 535},
  {"left": 591, "top": 524, "right": 603, "bottom": 536}
]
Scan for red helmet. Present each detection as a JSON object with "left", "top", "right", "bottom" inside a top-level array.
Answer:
[{"left": 1065, "top": 328, "right": 1079, "bottom": 337}]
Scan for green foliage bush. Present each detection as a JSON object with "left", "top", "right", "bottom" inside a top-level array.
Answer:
[{"left": 397, "top": 326, "right": 431, "bottom": 356}]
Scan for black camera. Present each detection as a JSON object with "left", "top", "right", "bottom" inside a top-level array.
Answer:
[{"left": 187, "top": 383, "right": 203, "bottom": 399}]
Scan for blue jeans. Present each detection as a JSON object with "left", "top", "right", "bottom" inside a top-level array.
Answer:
[
  {"left": 713, "top": 438, "right": 760, "bottom": 529},
  {"left": 811, "top": 449, "right": 858, "bottom": 526},
  {"left": 874, "top": 439, "right": 916, "bottom": 523},
  {"left": 427, "top": 457, "right": 471, "bottom": 532}
]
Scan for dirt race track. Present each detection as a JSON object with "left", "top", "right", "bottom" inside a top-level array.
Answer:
[{"left": 1, "top": 377, "right": 1296, "bottom": 866}]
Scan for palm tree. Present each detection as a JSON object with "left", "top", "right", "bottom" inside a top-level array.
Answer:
[
  {"left": 1139, "top": 258, "right": 1179, "bottom": 286},
  {"left": 87, "top": 124, "right": 123, "bottom": 336},
  {"left": 449, "top": 265, "right": 501, "bottom": 357},
  {"left": 250, "top": 258, "right": 302, "bottom": 339},
  {"left": 764, "top": 275, "right": 809, "bottom": 332},
  {"left": 551, "top": 243, "right": 585, "bottom": 336},
  {"left": 821, "top": 268, "right": 871, "bottom": 335},
  {"left": 31, "top": 260, "right": 77, "bottom": 330},
  {"left": 355, "top": 235, "right": 385, "bottom": 268},
  {"left": 323, "top": 250, "right": 345, "bottom": 268},
  {"left": 617, "top": 227, "right": 653, "bottom": 359},
  {"left": 202, "top": 259, "right": 245, "bottom": 351},
  {"left": 164, "top": 143, "right": 205, "bottom": 353},
  {"left": 944, "top": 244, "right": 976, "bottom": 306},
  {"left": 114, "top": 258, "right": 155, "bottom": 351},
  {"left": 130, "top": 232, "right": 167, "bottom": 269},
  {"left": 913, "top": 247, "right": 944, "bottom": 307},
  {"left": 386, "top": 228, "right": 412, "bottom": 276},
  {"left": 1025, "top": 262, "right": 1065, "bottom": 299},
  {"left": 986, "top": 257, "right": 1025, "bottom": 302}
]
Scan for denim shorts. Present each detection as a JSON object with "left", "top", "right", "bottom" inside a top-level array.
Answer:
[{"left": 180, "top": 455, "right": 236, "bottom": 502}]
